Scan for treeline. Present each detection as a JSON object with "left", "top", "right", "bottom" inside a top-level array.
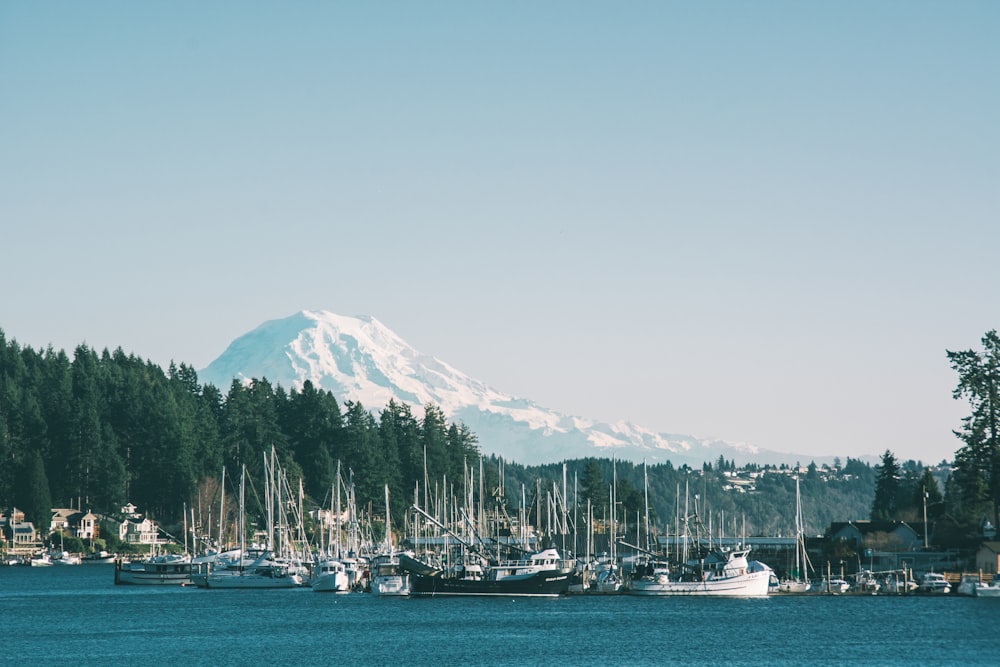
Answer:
[{"left": 0, "top": 331, "right": 478, "bottom": 531}]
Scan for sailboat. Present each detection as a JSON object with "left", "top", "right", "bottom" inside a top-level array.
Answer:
[
  {"left": 591, "top": 462, "right": 624, "bottom": 594},
  {"left": 369, "top": 484, "right": 410, "bottom": 596},
  {"left": 777, "top": 477, "right": 812, "bottom": 594},
  {"left": 312, "top": 464, "right": 351, "bottom": 593},
  {"left": 203, "top": 464, "right": 304, "bottom": 589}
]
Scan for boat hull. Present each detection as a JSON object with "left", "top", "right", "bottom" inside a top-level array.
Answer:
[
  {"left": 204, "top": 571, "right": 304, "bottom": 589},
  {"left": 406, "top": 570, "right": 572, "bottom": 597},
  {"left": 630, "top": 570, "right": 772, "bottom": 597},
  {"left": 371, "top": 574, "right": 410, "bottom": 596},
  {"left": 115, "top": 560, "right": 197, "bottom": 586},
  {"left": 400, "top": 555, "right": 572, "bottom": 597}
]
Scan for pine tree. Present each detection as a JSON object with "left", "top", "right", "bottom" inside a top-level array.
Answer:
[
  {"left": 871, "top": 450, "right": 900, "bottom": 521},
  {"left": 947, "top": 330, "right": 1000, "bottom": 528},
  {"left": 17, "top": 450, "right": 52, "bottom": 530}
]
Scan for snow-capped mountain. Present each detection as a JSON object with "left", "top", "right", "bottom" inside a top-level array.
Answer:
[{"left": 198, "top": 310, "right": 776, "bottom": 466}]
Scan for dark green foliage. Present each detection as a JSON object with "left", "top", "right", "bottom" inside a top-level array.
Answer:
[
  {"left": 17, "top": 450, "right": 52, "bottom": 528},
  {"left": 947, "top": 330, "right": 1000, "bottom": 531},
  {"left": 871, "top": 450, "right": 901, "bottom": 520}
]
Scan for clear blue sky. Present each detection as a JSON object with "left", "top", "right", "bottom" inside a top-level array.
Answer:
[{"left": 2, "top": 2, "right": 997, "bottom": 464}]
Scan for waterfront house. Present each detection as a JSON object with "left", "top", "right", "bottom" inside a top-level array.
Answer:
[
  {"left": 825, "top": 520, "right": 923, "bottom": 552},
  {"left": 1, "top": 508, "right": 38, "bottom": 550},
  {"left": 119, "top": 516, "right": 160, "bottom": 545},
  {"left": 975, "top": 542, "right": 1000, "bottom": 575},
  {"left": 49, "top": 508, "right": 100, "bottom": 540}
]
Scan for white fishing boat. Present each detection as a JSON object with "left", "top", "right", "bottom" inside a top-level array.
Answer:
[
  {"left": 629, "top": 546, "right": 773, "bottom": 597},
  {"left": 629, "top": 477, "right": 772, "bottom": 597},
  {"left": 311, "top": 558, "right": 350, "bottom": 592}
]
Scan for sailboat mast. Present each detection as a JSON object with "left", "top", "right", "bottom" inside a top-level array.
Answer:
[
  {"left": 218, "top": 466, "right": 226, "bottom": 549},
  {"left": 643, "top": 461, "right": 650, "bottom": 553},
  {"left": 384, "top": 484, "right": 392, "bottom": 554},
  {"left": 239, "top": 465, "right": 246, "bottom": 571}
]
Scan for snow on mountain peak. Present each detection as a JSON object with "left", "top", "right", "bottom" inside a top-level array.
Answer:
[{"left": 198, "top": 310, "right": 770, "bottom": 466}]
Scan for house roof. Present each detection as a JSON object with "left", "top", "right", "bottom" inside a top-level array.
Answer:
[
  {"left": 826, "top": 520, "right": 918, "bottom": 537},
  {"left": 977, "top": 541, "right": 1000, "bottom": 555}
]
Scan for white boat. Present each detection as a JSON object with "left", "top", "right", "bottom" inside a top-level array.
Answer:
[
  {"left": 204, "top": 553, "right": 304, "bottom": 589},
  {"left": 311, "top": 558, "right": 350, "bottom": 592},
  {"left": 956, "top": 574, "right": 981, "bottom": 596},
  {"left": 629, "top": 546, "right": 773, "bottom": 597},
  {"left": 590, "top": 566, "right": 625, "bottom": 595},
  {"left": 918, "top": 571, "right": 952, "bottom": 594},
  {"left": 82, "top": 550, "right": 116, "bottom": 564},
  {"left": 880, "top": 572, "right": 918, "bottom": 594},
  {"left": 29, "top": 553, "right": 53, "bottom": 567},
  {"left": 370, "top": 555, "right": 410, "bottom": 596},
  {"left": 818, "top": 576, "right": 850, "bottom": 594},
  {"left": 851, "top": 570, "right": 881, "bottom": 595},
  {"left": 778, "top": 579, "right": 811, "bottom": 594},
  {"left": 777, "top": 478, "right": 812, "bottom": 594},
  {"left": 51, "top": 550, "right": 82, "bottom": 565},
  {"left": 975, "top": 574, "right": 1000, "bottom": 597},
  {"left": 368, "top": 485, "right": 410, "bottom": 596},
  {"left": 114, "top": 553, "right": 197, "bottom": 585}
]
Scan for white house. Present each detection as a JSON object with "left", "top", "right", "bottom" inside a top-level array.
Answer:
[{"left": 120, "top": 517, "right": 160, "bottom": 545}]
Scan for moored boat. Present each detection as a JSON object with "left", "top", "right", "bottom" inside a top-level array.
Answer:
[
  {"left": 956, "top": 574, "right": 981, "bottom": 596},
  {"left": 817, "top": 576, "right": 851, "bottom": 594},
  {"left": 370, "top": 555, "right": 411, "bottom": 596},
  {"left": 29, "top": 553, "right": 53, "bottom": 567},
  {"left": 975, "top": 574, "right": 1000, "bottom": 597},
  {"left": 368, "top": 485, "right": 410, "bottom": 597},
  {"left": 82, "top": 550, "right": 116, "bottom": 564},
  {"left": 399, "top": 548, "right": 574, "bottom": 597},
  {"left": 203, "top": 551, "right": 304, "bottom": 589},
  {"left": 114, "top": 553, "right": 198, "bottom": 585},
  {"left": 628, "top": 545, "right": 772, "bottom": 597},
  {"left": 917, "top": 571, "right": 952, "bottom": 595},
  {"left": 311, "top": 558, "right": 350, "bottom": 592}
]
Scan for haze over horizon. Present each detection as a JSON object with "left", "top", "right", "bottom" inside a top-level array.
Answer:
[{"left": 3, "top": 3, "right": 997, "bottom": 466}]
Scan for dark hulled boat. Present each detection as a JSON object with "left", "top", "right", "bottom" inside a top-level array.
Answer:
[{"left": 399, "top": 548, "right": 573, "bottom": 597}]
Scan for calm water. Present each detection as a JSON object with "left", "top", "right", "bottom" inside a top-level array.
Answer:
[{"left": 2, "top": 564, "right": 997, "bottom": 666}]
